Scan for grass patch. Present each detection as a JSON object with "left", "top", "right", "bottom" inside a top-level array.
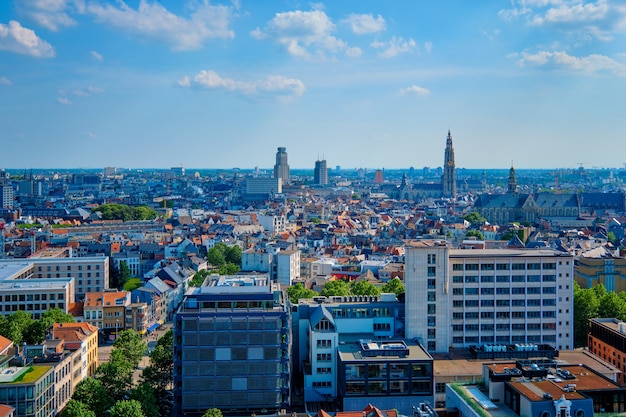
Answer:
[
  {"left": 123, "top": 278, "right": 142, "bottom": 292},
  {"left": 11, "top": 366, "right": 51, "bottom": 384},
  {"left": 450, "top": 383, "right": 492, "bottom": 417}
]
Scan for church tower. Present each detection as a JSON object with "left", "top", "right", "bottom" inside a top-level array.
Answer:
[
  {"left": 442, "top": 130, "right": 456, "bottom": 198},
  {"left": 507, "top": 163, "right": 518, "bottom": 193}
]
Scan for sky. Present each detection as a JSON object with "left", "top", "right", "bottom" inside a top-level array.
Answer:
[{"left": 1, "top": 0, "right": 626, "bottom": 171}]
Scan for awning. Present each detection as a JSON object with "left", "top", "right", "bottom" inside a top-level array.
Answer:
[{"left": 147, "top": 323, "right": 160, "bottom": 332}]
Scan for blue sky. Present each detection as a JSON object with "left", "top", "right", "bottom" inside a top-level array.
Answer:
[{"left": 1, "top": 0, "right": 625, "bottom": 170}]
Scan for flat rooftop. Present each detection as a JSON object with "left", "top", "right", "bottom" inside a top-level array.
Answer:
[
  {"left": 0, "top": 262, "right": 31, "bottom": 282},
  {"left": 338, "top": 339, "right": 432, "bottom": 362},
  {"left": 0, "top": 277, "right": 73, "bottom": 290},
  {"left": 487, "top": 363, "right": 621, "bottom": 401}
]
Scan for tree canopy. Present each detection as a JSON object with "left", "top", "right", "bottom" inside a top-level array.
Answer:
[
  {"left": 109, "top": 400, "right": 146, "bottom": 417},
  {"left": 206, "top": 243, "right": 241, "bottom": 274},
  {"left": 113, "top": 330, "right": 148, "bottom": 369},
  {"left": 465, "top": 230, "right": 485, "bottom": 240},
  {"left": 91, "top": 203, "right": 157, "bottom": 221},
  {"left": 287, "top": 283, "right": 318, "bottom": 304},
  {"left": 351, "top": 280, "right": 381, "bottom": 296},
  {"left": 321, "top": 280, "right": 350, "bottom": 297},
  {"left": 203, "top": 408, "right": 224, "bottom": 417},
  {"left": 462, "top": 211, "right": 487, "bottom": 225},
  {"left": 59, "top": 400, "right": 96, "bottom": 417},
  {"left": 381, "top": 277, "right": 405, "bottom": 296}
]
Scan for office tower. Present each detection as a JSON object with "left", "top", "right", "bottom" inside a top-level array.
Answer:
[
  {"left": 442, "top": 130, "right": 456, "bottom": 198},
  {"left": 314, "top": 159, "right": 328, "bottom": 186},
  {"left": 404, "top": 240, "right": 574, "bottom": 353},
  {"left": 173, "top": 275, "right": 291, "bottom": 415},
  {"left": 273, "top": 147, "right": 290, "bottom": 183},
  {"left": 0, "top": 185, "right": 13, "bottom": 209},
  {"left": 374, "top": 169, "right": 383, "bottom": 184}
]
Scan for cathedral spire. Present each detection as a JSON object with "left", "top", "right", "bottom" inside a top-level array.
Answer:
[
  {"left": 442, "top": 130, "right": 456, "bottom": 198},
  {"left": 508, "top": 162, "right": 517, "bottom": 193}
]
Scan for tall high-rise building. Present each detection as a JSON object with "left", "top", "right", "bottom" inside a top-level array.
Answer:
[
  {"left": 442, "top": 130, "right": 456, "bottom": 198},
  {"left": 313, "top": 159, "right": 328, "bottom": 186},
  {"left": 374, "top": 169, "right": 383, "bottom": 184},
  {"left": 0, "top": 185, "right": 13, "bottom": 209},
  {"left": 273, "top": 147, "right": 290, "bottom": 183}
]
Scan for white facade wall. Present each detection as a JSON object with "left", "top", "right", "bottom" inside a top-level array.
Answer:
[
  {"left": 241, "top": 250, "right": 272, "bottom": 273},
  {"left": 276, "top": 251, "right": 300, "bottom": 287},
  {"left": 405, "top": 243, "right": 575, "bottom": 352}
]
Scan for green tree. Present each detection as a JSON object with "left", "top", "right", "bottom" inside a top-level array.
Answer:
[
  {"left": 96, "top": 350, "right": 135, "bottom": 401},
  {"left": 129, "top": 382, "right": 159, "bottom": 417},
  {"left": 462, "top": 212, "right": 486, "bottom": 225},
  {"left": 59, "top": 400, "right": 96, "bottom": 417},
  {"left": 350, "top": 280, "right": 381, "bottom": 296},
  {"left": 287, "top": 283, "right": 318, "bottom": 304},
  {"left": 190, "top": 270, "right": 210, "bottom": 287},
  {"left": 607, "top": 231, "right": 617, "bottom": 244},
  {"left": 203, "top": 408, "right": 223, "bottom": 417},
  {"left": 113, "top": 329, "right": 147, "bottom": 369},
  {"left": 71, "top": 378, "right": 113, "bottom": 417},
  {"left": 132, "top": 206, "right": 158, "bottom": 221},
  {"left": 109, "top": 400, "right": 146, "bottom": 417},
  {"left": 224, "top": 244, "right": 242, "bottom": 265},
  {"left": 217, "top": 263, "right": 240, "bottom": 275},
  {"left": 207, "top": 246, "right": 226, "bottom": 268},
  {"left": 0, "top": 310, "right": 34, "bottom": 345},
  {"left": 381, "top": 277, "right": 405, "bottom": 296},
  {"left": 25, "top": 307, "right": 77, "bottom": 344},
  {"left": 141, "top": 330, "right": 173, "bottom": 393},
  {"left": 598, "top": 291, "right": 626, "bottom": 322},
  {"left": 118, "top": 260, "right": 132, "bottom": 285},
  {"left": 42, "top": 307, "right": 75, "bottom": 324},
  {"left": 321, "top": 280, "right": 350, "bottom": 297},
  {"left": 573, "top": 283, "right": 599, "bottom": 347},
  {"left": 465, "top": 230, "right": 485, "bottom": 240}
]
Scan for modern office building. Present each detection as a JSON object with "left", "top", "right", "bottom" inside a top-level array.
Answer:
[
  {"left": 588, "top": 318, "right": 626, "bottom": 385},
  {"left": 0, "top": 365, "right": 55, "bottom": 417},
  {"left": 294, "top": 295, "right": 434, "bottom": 415},
  {"left": 244, "top": 178, "right": 282, "bottom": 201},
  {"left": 314, "top": 159, "right": 328, "bottom": 186},
  {"left": 0, "top": 256, "right": 109, "bottom": 301},
  {"left": 0, "top": 185, "right": 13, "bottom": 209},
  {"left": 405, "top": 240, "right": 574, "bottom": 352},
  {"left": 274, "top": 147, "right": 290, "bottom": 183},
  {"left": 173, "top": 274, "right": 291, "bottom": 416}
]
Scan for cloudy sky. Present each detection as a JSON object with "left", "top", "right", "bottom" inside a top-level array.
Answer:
[{"left": 1, "top": 0, "right": 625, "bottom": 170}]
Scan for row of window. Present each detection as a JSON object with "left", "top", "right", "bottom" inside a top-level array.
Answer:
[
  {"left": 453, "top": 275, "right": 557, "bottom": 283},
  {"left": 453, "top": 287, "right": 556, "bottom": 295},
  {"left": 453, "top": 311, "right": 558, "bottom": 319},
  {"left": 452, "top": 262, "right": 560, "bottom": 271},
  {"left": 0, "top": 303, "right": 65, "bottom": 312},
  {"left": 453, "top": 322, "right": 557, "bottom": 331},
  {"left": 453, "top": 335, "right": 558, "bottom": 344},
  {"left": 40, "top": 264, "right": 101, "bottom": 271},
  {"left": 453, "top": 299, "right": 557, "bottom": 307},
  {"left": 3, "top": 293, "right": 65, "bottom": 301}
]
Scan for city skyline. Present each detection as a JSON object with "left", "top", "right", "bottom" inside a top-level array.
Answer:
[{"left": 1, "top": 1, "right": 626, "bottom": 170}]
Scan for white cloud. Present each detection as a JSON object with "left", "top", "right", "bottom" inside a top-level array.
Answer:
[
  {"left": 0, "top": 77, "right": 11, "bottom": 85},
  {"left": 72, "top": 85, "right": 104, "bottom": 96},
  {"left": 399, "top": 85, "right": 431, "bottom": 96},
  {"left": 57, "top": 97, "right": 72, "bottom": 105},
  {"left": 343, "top": 13, "right": 386, "bottom": 34},
  {"left": 178, "top": 70, "right": 306, "bottom": 97},
  {"left": 86, "top": 0, "right": 234, "bottom": 51},
  {"left": 515, "top": 50, "right": 626, "bottom": 76},
  {"left": 251, "top": 9, "right": 357, "bottom": 59},
  {"left": 90, "top": 50, "right": 103, "bottom": 61},
  {"left": 424, "top": 41, "right": 433, "bottom": 53},
  {"left": 371, "top": 36, "right": 417, "bottom": 58},
  {"left": 15, "top": 0, "right": 82, "bottom": 31},
  {"left": 500, "top": 0, "right": 626, "bottom": 41},
  {"left": 0, "top": 20, "right": 55, "bottom": 57}
]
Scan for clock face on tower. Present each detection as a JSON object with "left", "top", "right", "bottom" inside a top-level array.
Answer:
[{"left": 447, "top": 161, "right": 453, "bottom": 166}]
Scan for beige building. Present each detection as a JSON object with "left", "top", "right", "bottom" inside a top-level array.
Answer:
[
  {"left": 53, "top": 322, "right": 100, "bottom": 380},
  {"left": 575, "top": 249, "right": 626, "bottom": 292},
  {"left": 84, "top": 291, "right": 130, "bottom": 340}
]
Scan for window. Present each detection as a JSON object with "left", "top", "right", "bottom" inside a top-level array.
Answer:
[
  {"left": 453, "top": 276, "right": 463, "bottom": 283},
  {"left": 427, "top": 292, "right": 436, "bottom": 301},
  {"left": 465, "top": 312, "right": 479, "bottom": 319},
  {"left": 427, "top": 341, "right": 436, "bottom": 351},
  {"left": 427, "top": 279, "right": 436, "bottom": 289},
  {"left": 496, "top": 311, "right": 510, "bottom": 319},
  {"left": 512, "top": 263, "right": 525, "bottom": 270},
  {"left": 496, "top": 300, "right": 510, "bottom": 307},
  {"left": 465, "top": 288, "right": 478, "bottom": 295},
  {"left": 427, "top": 266, "right": 436, "bottom": 276},
  {"left": 316, "top": 339, "right": 332, "bottom": 348},
  {"left": 527, "top": 275, "right": 541, "bottom": 282},
  {"left": 427, "top": 316, "right": 436, "bottom": 326},
  {"left": 481, "top": 311, "right": 493, "bottom": 319},
  {"left": 481, "top": 287, "right": 494, "bottom": 295},
  {"left": 427, "top": 254, "right": 436, "bottom": 264},
  {"left": 511, "top": 287, "right": 525, "bottom": 294},
  {"left": 543, "top": 287, "right": 556, "bottom": 294},
  {"left": 465, "top": 264, "right": 479, "bottom": 271},
  {"left": 496, "top": 275, "right": 510, "bottom": 283},
  {"left": 452, "top": 264, "right": 463, "bottom": 271},
  {"left": 317, "top": 367, "right": 332, "bottom": 374},
  {"left": 512, "top": 299, "right": 525, "bottom": 306},
  {"left": 465, "top": 276, "right": 478, "bottom": 283},
  {"left": 543, "top": 275, "right": 556, "bottom": 282},
  {"left": 527, "top": 287, "right": 541, "bottom": 294},
  {"left": 465, "top": 300, "right": 479, "bottom": 307},
  {"left": 452, "top": 313, "right": 463, "bottom": 320},
  {"left": 496, "top": 287, "right": 510, "bottom": 295},
  {"left": 481, "top": 263, "right": 495, "bottom": 271},
  {"left": 496, "top": 263, "right": 510, "bottom": 270},
  {"left": 481, "top": 299, "right": 494, "bottom": 307},
  {"left": 543, "top": 263, "right": 556, "bottom": 270},
  {"left": 427, "top": 329, "right": 436, "bottom": 338},
  {"left": 528, "top": 263, "right": 541, "bottom": 270},
  {"left": 427, "top": 304, "right": 436, "bottom": 314},
  {"left": 481, "top": 275, "right": 494, "bottom": 283},
  {"left": 512, "top": 275, "right": 525, "bottom": 283}
]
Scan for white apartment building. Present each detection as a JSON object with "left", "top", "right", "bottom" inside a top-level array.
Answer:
[
  {"left": 405, "top": 240, "right": 574, "bottom": 352},
  {"left": 0, "top": 256, "right": 109, "bottom": 301}
]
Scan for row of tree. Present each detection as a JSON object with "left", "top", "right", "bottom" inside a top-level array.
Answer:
[
  {"left": 91, "top": 203, "right": 157, "bottom": 221},
  {"left": 287, "top": 277, "right": 405, "bottom": 304},
  {"left": 0, "top": 308, "right": 74, "bottom": 346},
  {"left": 60, "top": 329, "right": 173, "bottom": 417},
  {"left": 573, "top": 283, "right": 626, "bottom": 347}
]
